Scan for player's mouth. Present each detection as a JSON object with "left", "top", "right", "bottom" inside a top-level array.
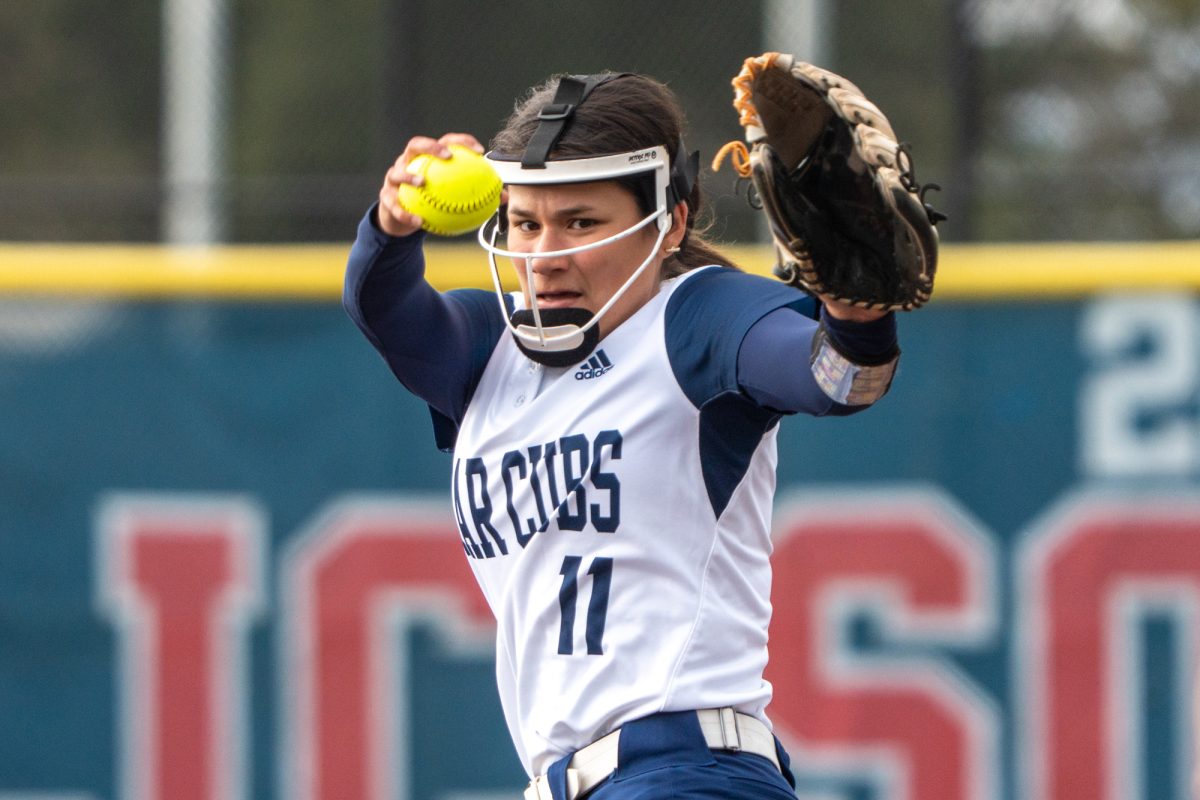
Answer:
[{"left": 535, "top": 291, "right": 583, "bottom": 309}]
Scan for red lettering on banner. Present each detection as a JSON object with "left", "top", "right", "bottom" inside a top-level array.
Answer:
[
  {"left": 281, "top": 498, "right": 491, "bottom": 800},
  {"left": 91, "top": 489, "right": 1200, "bottom": 800},
  {"left": 96, "top": 495, "right": 263, "bottom": 800},
  {"left": 768, "top": 491, "right": 999, "bottom": 800},
  {"left": 1020, "top": 495, "right": 1200, "bottom": 800}
]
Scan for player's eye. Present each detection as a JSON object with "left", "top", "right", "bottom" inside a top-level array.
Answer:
[
  {"left": 511, "top": 219, "right": 539, "bottom": 233},
  {"left": 568, "top": 218, "right": 599, "bottom": 231}
]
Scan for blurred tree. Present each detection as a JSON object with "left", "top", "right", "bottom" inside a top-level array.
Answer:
[{"left": 974, "top": 0, "right": 1200, "bottom": 240}]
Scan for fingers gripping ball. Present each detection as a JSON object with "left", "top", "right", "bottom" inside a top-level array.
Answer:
[{"left": 398, "top": 145, "right": 503, "bottom": 236}]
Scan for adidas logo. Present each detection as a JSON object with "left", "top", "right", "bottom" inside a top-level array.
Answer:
[{"left": 575, "top": 350, "right": 614, "bottom": 380}]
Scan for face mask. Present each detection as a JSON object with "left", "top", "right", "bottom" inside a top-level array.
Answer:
[{"left": 477, "top": 146, "right": 677, "bottom": 366}]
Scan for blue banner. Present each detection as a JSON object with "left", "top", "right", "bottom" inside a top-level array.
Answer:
[{"left": 1, "top": 289, "right": 1196, "bottom": 800}]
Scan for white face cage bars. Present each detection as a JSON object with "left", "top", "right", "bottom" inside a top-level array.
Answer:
[{"left": 476, "top": 145, "right": 674, "bottom": 354}]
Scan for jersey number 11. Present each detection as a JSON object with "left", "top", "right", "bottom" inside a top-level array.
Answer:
[{"left": 557, "top": 555, "right": 613, "bottom": 655}]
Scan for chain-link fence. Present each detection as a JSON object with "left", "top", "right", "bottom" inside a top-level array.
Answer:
[{"left": 2, "top": 0, "right": 1198, "bottom": 244}]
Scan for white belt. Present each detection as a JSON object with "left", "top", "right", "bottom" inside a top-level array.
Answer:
[{"left": 523, "top": 708, "right": 778, "bottom": 800}]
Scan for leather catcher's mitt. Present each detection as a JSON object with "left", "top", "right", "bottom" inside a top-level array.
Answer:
[{"left": 714, "top": 53, "right": 945, "bottom": 310}]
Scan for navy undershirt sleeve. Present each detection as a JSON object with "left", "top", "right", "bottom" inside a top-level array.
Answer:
[
  {"left": 665, "top": 267, "right": 899, "bottom": 417},
  {"left": 343, "top": 206, "right": 505, "bottom": 441},
  {"left": 736, "top": 307, "right": 898, "bottom": 416}
]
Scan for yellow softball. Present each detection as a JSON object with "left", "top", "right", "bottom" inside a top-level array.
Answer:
[{"left": 398, "top": 144, "right": 503, "bottom": 236}]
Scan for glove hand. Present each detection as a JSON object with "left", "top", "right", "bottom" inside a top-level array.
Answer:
[{"left": 714, "top": 53, "right": 945, "bottom": 311}]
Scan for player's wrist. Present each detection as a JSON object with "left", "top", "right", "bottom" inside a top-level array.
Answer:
[
  {"left": 370, "top": 202, "right": 423, "bottom": 239},
  {"left": 818, "top": 307, "right": 898, "bottom": 366},
  {"left": 821, "top": 297, "right": 888, "bottom": 322}
]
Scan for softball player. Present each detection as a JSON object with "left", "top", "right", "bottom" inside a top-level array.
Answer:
[{"left": 345, "top": 72, "right": 900, "bottom": 800}]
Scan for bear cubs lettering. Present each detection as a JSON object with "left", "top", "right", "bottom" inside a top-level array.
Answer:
[{"left": 452, "top": 430, "right": 623, "bottom": 558}]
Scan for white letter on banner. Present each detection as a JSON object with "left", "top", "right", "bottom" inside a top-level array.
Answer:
[{"left": 1080, "top": 294, "right": 1198, "bottom": 478}]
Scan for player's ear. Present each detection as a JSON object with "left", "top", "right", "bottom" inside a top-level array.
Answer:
[{"left": 667, "top": 200, "right": 688, "bottom": 245}]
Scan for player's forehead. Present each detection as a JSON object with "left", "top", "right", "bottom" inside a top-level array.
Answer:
[{"left": 505, "top": 181, "right": 637, "bottom": 218}]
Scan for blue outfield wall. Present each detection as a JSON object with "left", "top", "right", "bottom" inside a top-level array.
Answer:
[{"left": 0, "top": 283, "right": 1198, "bottom": 800}]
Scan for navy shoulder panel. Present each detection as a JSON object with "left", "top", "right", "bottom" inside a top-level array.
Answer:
[
  {"left": 698, "top": 393, "right": 780, "bottom": 518},
  {"left": 664, "top": 267, "right": 816, "bottom": 409},
  {"left": 663, "top": 268, "right": 810, "bottom": 518}
]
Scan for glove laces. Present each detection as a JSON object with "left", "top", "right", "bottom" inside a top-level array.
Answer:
[
  {"left": 711, "top": 141, "right": 752, "bottom": 177},
  {"left": 711, "top": 52, "right": 783, "bottom": 179},
  {"left": 896, "top": 143, "right": 949, "bottom": 225}
]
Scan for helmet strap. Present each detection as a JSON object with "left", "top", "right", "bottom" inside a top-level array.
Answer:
[{"left": 520, "top": 73, "right": 632, "bottom": 168}]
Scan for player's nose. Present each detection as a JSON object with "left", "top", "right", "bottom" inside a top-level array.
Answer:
[
  {"left": 512, "top": 249, "right": 568, "bottom": 283},
  {"left": 528, "top": 253, "right": 569, "bottom": 274},
  {"left": 526, "top": 234, "right": 570, "bottom": 272}
]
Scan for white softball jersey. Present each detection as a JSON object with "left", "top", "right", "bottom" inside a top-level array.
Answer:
[{"left": 446, "top": 266, "right": 805, "bottom": 776}]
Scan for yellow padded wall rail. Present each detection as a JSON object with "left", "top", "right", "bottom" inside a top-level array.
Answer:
[{"left": 0, "top": 241, "right": 1197, "bottom": 301}]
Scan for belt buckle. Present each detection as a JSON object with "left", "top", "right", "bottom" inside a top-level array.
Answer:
[
  {"left": 523, "top": 769, "right": 582, "bottom": 800},
  {"left": 718, "top": 707, "right": 742, "bottom": 752}
]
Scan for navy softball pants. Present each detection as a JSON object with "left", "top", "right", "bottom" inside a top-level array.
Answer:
[{"left": 540, "top": 711, "right": 798, "bottom": 800}]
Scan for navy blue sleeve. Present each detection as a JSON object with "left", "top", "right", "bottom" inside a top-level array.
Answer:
[
  {"left": 737, "top": 307, "right": 898, "bottom": 416},
  {"left": 343, "top": 206, "right": 506, "bottom": 448}
]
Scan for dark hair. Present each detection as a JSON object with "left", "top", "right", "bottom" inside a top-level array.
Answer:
[{"left": 490, "top": 72, "right": 738, "bottom": 277}]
